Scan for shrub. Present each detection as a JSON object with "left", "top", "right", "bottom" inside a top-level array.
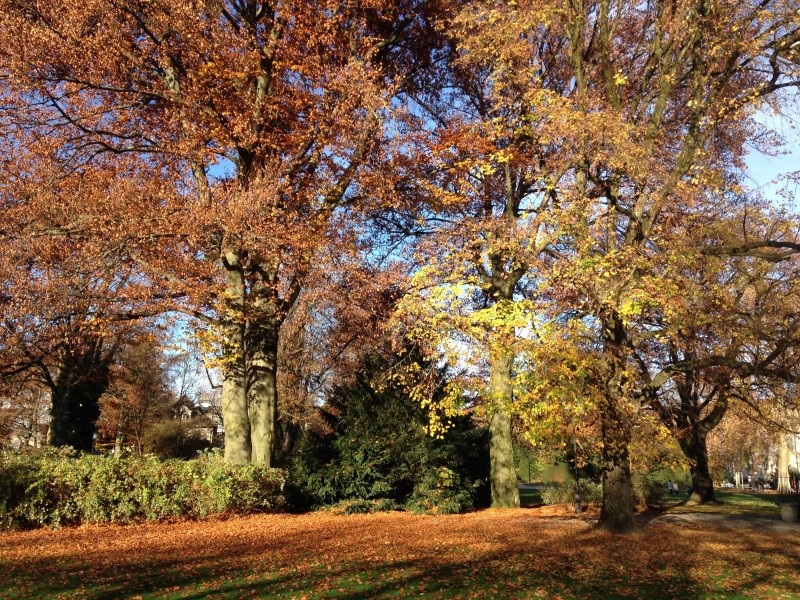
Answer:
[
  {"left": 0, "top": 449, "right": 286, "bottom": 529},
  {"left": 142, "top": 418, "right": 214, "bottom": 459},
  {"left": 540, "top": 475, "right": 666, "bottom": 510},
  {"left": 289, "top": 362, "right": 490, "bottom": 514},
  {"left": 541, "top": 480, "right": 603, "bottom": 507}
]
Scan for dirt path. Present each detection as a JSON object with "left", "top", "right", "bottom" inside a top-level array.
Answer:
[
  {"left": 641, "top": 511, "right": 800, "bottom": 533},
  {"left": 526, "top": 504, "right": 800, "bottom": 533}
]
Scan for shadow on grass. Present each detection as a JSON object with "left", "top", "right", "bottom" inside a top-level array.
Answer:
[{"left": 1, "top": 511, "right": 799, "bottom": 599}]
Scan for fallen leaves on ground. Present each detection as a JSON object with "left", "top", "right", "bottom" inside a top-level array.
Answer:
[{"left": 1, "top": 507, "right": 798, "bottom": 599}]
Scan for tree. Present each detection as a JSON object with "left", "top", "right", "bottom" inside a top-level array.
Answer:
[
  {"left": 409, "top": 0, "right": 800, "bottom": 532},
  {"left": 631, "top": 207, "right": 800, "bottom": 503},
  {"left": 0, "top": 379, "right": 49, "bottom": 450},
  {"left": 97, "top": 336, "right": 174, "bottom": 455},
  {"left": 0, "top": 268, "right": 128, "bottom": 451},
  {"left": 0, "top": 0, "right": 438, "bottom": 464},
  {"left": 290, "top": 354, "right": 490, "bottom": 513}
]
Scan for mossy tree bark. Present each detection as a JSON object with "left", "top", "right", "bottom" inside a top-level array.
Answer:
[
  {"left": 220, "top": 249, "right": 251, "bottom": 465},
  {"left": 597, "top": 313, "right": 636, "bottom": 534},
  {"left": 248, "top": 319, "right": 279, "bottom": 466},
  {"left": 488, "top": 350, "right": 520, "bottom": 508}
]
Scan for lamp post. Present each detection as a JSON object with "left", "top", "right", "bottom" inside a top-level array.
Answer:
[{"left": 92, "top": 431, "right": 99, "bottom": 454}]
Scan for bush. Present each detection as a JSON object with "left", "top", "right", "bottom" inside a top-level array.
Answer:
[
  {"left": 632, "top": 471, "right": 668, "bottom": 508},
  {"left": 541, "top": 480, "right": 603, "bottom": 507},
  {"left": 0, "top": 449, "right": 286, "bottom": 529},
  {"left": 142, "top": 418, "right": 214, "bottom": 459},
  {"left": 289, "top": 364, "right": 490, "bottom": 514},
  {"left": 540, "top": 475, "right": 666, "bottom": 510}
]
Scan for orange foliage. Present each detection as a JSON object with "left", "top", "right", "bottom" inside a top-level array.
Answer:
[{"left": 1, "top": 510, "right": 799, "bottom": 598}]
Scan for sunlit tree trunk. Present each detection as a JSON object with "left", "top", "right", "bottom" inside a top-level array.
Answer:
[
  {"left": 114, "top": 429, "right": 124, "bottom": 456},
  {"left": 249, "top": 321, "right": 279, "bottom": 466},
  {"left": 488, "top": 349, "right": 520, "bottom": 508},
  {"left": 220, "top": 250, "right": 251, "bottom": 464},
  {"left": 777, "top": 432, "right": 792, "bottom": 494}
]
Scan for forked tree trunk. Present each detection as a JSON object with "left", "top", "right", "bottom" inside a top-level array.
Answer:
[
  {"left": 488, "top": 350, "right": 520, "bottom": 508},
  {"left": 249, "top": 322, "right": 279, "bottom": 466},
  {"left": 681, "top": 429, "right": 717, "bottom": 504},
  {"left": 777, "top": 432, "right": 792, "bottom": 494}
]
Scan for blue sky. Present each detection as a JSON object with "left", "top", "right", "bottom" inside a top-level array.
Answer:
[{"left": 746, "top": 111, "right": 800, "bottom": 208}]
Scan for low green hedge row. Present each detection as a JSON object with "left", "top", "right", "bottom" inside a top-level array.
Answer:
[
  {"left": 0, "top": 450, "right": 286, "bottom": 529},
  {"left": 541, "top": 475, "right": 665, "bottom": 509},
  {"left": 541, "top": 481, "right": 604, "bottom": 506}
]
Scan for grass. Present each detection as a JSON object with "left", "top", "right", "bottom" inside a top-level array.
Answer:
[
  {"left": 1, "top": 507, "right": 798, "bottom": 599},
  {"left": 660, "top": 490, "right": 781, "bottom": 516},
  {"left": 518, "top": 486, "right": 542, "bottom": 505}
]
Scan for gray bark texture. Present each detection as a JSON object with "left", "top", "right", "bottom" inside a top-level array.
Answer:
[
  {"left": 597, "top": 314, "right": 636, "bottom": 533},
  {"left": 221, "top": 251, "right": 252, "bottom": 465},
  {"left": 488, "top": 351, "right": 520, "bottom": 508},
  {"left": 597, "top": 395, "right": 636, "bottom": 534},
  {"left": 248, "top": 323, "right": 278, "bottom": 466}
]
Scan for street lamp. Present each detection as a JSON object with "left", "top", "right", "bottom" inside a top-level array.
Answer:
[{"left": 92, "top": 431, "right": 99, "bottom": 454}]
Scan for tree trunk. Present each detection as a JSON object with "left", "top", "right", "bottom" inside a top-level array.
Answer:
[
  {"left": 249, "top": 322, "right": 279, "bottom": 466},
  {"left": 681, "top": 429, "right": 717, "bottom": 504},
  {"left": 221, "top": 342, "right": 250, "bottom": 463},
  {"left": 48, "top": 358, "right": 108, "bottom": 452},
  {"left": 777, "top": 432, "right": 792, "bottom": 494},
  {"left": 488, "top": 350, "right": 520, "bottom": 508},
  {"left": 280, "top": 421, "right": 301, "bottom": 458},
  {"left": 597, "top": 315, "right": 636, "bottom": 534},
  {"left": 597, "top": 394, "right": 636, "bottom": 533},
  {"left": 114, "top": 429, "right": 124, "bottom": 456},
  {"left": 220, "top": 251, "right": 251, "bottom": 464},
  {"left": 48, "top": 387, "right": 72, "bottom": 448}
]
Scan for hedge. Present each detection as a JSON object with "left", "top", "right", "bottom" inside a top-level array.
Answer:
[{"left": 0, "top": 449, "right": 286, "bottom": 529}]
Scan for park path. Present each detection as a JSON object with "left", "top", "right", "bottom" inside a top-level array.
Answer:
[
  {"left": 524, "top": 502, "right": 800, "bottom": 534},
  {"left": 641, "top": 511, "right": 800, "bottom": 534}
]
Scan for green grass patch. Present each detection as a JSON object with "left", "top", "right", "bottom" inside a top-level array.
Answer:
[
  {"left": 2, "top": 510, "right": 799, "bottom": 599},
  {"left": 661, "top": 490, "right": 780, "bottom": 515},
  {"left": 519, "top": 486, "right": 542, "bottom": 505}
]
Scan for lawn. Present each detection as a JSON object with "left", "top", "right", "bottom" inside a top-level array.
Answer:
[
  {"left": 660, "top": 490, "right": 781, "bottom": 515},
  {"left": 519, "top": 486, "right": 542, "bottom": 506},
  {"left": 1, "top": 508, "right": 798, "bottom": 599}
]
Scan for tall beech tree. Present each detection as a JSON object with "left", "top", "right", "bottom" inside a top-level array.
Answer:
[
  {"left": 387, "top": 1, "right": 582, "bottom": 508},
  {"left": 406, "top": 0, "right": 800, "bottom": 531},
  {"left": 0, "top": 0, "right": 437, "bottom": 464}
]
